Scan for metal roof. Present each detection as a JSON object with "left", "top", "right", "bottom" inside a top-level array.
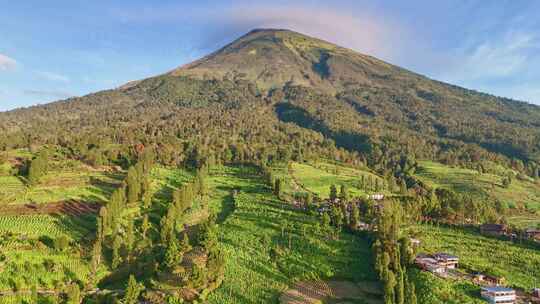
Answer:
[{"left": 481, "top": 286, "right": 514, "bottom": 292}]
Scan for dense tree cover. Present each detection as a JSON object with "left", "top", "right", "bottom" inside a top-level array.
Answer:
[
  {"left": 372, "top": 201, "right": 416, "bottom": 304},
  {"left": 89, "top": 153, "right": 225, "bottom": 303},
  {"left": 27, "top": 149, "right": 49, "bottom": 185}
]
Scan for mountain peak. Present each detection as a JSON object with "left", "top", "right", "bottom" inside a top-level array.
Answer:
[{"left": 171, "top": 28, "right": 395, "bottom": 92}]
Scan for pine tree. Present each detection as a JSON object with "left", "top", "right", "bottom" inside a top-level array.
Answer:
[
  {"left": 384, "top": 271, "right": 396, "bottom": 304},
  {"left": 123, "top": 275, "right": 143, "bottom": 304},
  {"left": 400, "top": 179, "right": 407, "bottom": 194},
  {"left": 330, "top": 204, "right": 343, "bottom": 229},
  {"left": 180, "top": 232, "right": 192, "bottom": 253},
  {"left": 396, "top": 268, "right": 405, "bottom": 304},
  {"left": 141, "top": 214, "right": 150, "bottom": 239},
  {"left": 273, "top": 178, "right": 282, "bottom": 197},
  {"left": 321, "top": 212, "right": 331, "bottom": 235},
  {"left": 339, "top": 184, "right": 349, "bottom": 202},
  {"left": 350, "top": 202, "right": 360, "bottom": 228},
  {"left": 126, "top": 215, "right": 135, "bottom": 261},
  {"left": 112, "top": 235, "right": 122, "bottom": 269},
  {"left": 142, "top": 187, "right": 152, "bottom": 209},
  {"left": 305, "top": 193, "right": 313, "bottom": 208},
  {"left": 127, "top": 166, "right": 141, "bottom": 205},
  {"left": 164, "top": 237, "right": 180, "bottom": 270},
  {"left": 28, "top": 150, "right": 49, "bottom": 185},
  {"left": 406, "top": 279, "right": 418, "bottom": 304},
  {"left": 329, "top": 184, "right": 338, "bottom": 202}
]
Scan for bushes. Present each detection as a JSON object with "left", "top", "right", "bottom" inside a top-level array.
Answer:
[{"left": 54, "top": 235, "right": 70, "bottom": 252}]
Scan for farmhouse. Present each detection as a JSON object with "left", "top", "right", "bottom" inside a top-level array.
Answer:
[
  {"left": 433, "top": 253, "right": 459, "bottom": 269},
  {"left": 480, "top": 286, "right": 516, "bottom": 304},
  {"left": 480, "top": 224, "right": 508, "bottom": 236},
  {"left": 415, "top": 255, "right": 445, "bottom": 274},
  {"left": 473, "top": 273, "right": 506, "bottom": 286},
  {"left": 367, "top": 194, "right": 384, "bottom": 200},
  {"left": 415, "top": 253, "right": 459, "bottom": 273}
]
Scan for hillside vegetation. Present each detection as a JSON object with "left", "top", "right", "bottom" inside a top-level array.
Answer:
[
  {"left": 0, "top": 28, "right": 539, "bottom": 303},
  {"left": 415, "top": 160, "right": 540, "bottom": 226}
]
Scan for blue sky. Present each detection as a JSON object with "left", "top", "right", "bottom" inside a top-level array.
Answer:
[{"left": 1, "top": 0, "right": 540, "bottom": 111}]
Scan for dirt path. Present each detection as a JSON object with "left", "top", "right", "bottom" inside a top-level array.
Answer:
[
  {"left": 280, "top": 280, "right": 383, "bottom": 304},
  {"left": 0, "top": 200, "right": 101, "bottom": 216}
]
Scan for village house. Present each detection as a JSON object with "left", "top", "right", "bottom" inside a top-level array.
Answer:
[
  {"left": 367, "top": 194, "right": 384, "bottom": 200},
  {"left": 480, "top": 286, "right": 516, "bottom": 304},
  {"left": 480, "top": 224, "right": 508, "bottom": 236},
  {"left": 473, "top": 273, "right": 506, "bottom": 286},
  {"left": 415, "top": 253, "right": 459, "bottom": 274},
  {"left": 415, "top": 255, "right": 446, "bottom": 274},
  {"left": 433, "top": 253, "right": 459, "bottom": 269}
]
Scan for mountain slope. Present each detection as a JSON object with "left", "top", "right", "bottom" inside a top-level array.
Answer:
[{"left": 0, "top": 28, "right": 539, "bottom": 177}]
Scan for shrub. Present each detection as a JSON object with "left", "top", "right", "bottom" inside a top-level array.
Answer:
[{"left": 54, "top": 235, "right": 69, "bottom": 252}]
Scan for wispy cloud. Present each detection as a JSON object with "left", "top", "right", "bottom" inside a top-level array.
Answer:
[
  {"left": 0, "top": 53, "right": 17, "bottom": 71},
  {"left": 442, "top": 31, "right": 539, "bottom": 83},
  {"left": 114, "top": 3, "right": 413, "bottom": 61},
  {"left": 23, "top": 89, "right": 74, "bottom": 99},
  {"left": 35, "top": 71, "right": 70, "bottom": 83}
]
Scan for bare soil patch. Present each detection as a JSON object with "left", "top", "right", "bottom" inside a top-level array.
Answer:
[
  {"left": 0, "top": 200, "right": 101, "bottom": 216},
  {"left": 280, "top": 280, "right": 383, "bottom": 304}
]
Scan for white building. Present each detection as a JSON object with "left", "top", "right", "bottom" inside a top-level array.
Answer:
[
  {"left": 415, "top": 256, "right": 446, "bottom": 274},
  {"left": 480, "top": 286, "right": 516, "bottom": 304},
  {"left": 367, "top": 194, "right": 384, "bottom": 200}
]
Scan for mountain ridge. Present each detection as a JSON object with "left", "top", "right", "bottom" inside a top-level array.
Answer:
[{"left": 0, "top": 28, "right": 539, "bottom": 178}]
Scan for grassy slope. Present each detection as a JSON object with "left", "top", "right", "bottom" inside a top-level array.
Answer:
[
  {"left": 415, "top": 161, "right": 540, "bottom": 226},
  {"left": 289, "top": 161, "right": 389, "bottom": 199},
  {"left": 0, "top": 153, "right": 118, "bottom": 298},
  {"left": 206, "top": 165, "right": 377, "bottom": 303},
  {"left": 408, "top": 224, "right": 540, "bottom": 303}
]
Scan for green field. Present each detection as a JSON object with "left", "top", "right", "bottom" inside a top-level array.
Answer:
[
  {"left": 409, "top": 224, "right": 540, "bottom": 302},
  {"left": 205, "top": 165, "right": 378, "bottom": 303},
  {"left": 0, "top": 171, "right": 121, "bottom": 205},
  {"left": 415, "top": 161, "right": 540, "bottom": 226},
  {"left": 0, "top": 153, "right": 117, "bottom": 297},
  {"left": 288, "top": 161, "right": 389, "bottom": 199}
]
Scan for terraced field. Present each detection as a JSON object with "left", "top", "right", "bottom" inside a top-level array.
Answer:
[
  {"left": 415, "top": 161, "right": 540, "bottom": 227},
  {"left": 206, "top": 165, "right": 378, "bottom": 303},
  {"left": 288, "top": 161, "right": 390, "bottom": 199}
]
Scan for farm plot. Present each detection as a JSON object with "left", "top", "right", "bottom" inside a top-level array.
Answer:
[
  {"left": 415, "top": 161, "right": 540, "bottom": 214},
  {"left": 206, "top": 165, "right": 378, "bottom": 303},
  {"left": 289, "top": 161, "right": 389, "bottom": 199}
]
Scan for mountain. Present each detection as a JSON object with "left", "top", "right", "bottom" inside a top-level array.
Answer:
[{"left": 1, "top": 29, "right": 539, "bottom": 177}]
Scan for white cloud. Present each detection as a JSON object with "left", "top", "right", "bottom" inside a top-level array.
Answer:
[
  {"left": 219, "top": 5, "right": 409, "bottom": 60},
  {"left": 441, "top": 31, "right": 538, "bottom": 83},
  {"left": 113, "top": 3, "right": 414, "bottom": 62},
  {"left": 35, "top": 71, "right": 70, "bottom": 83},
  {"left": 0, "top": 53, "right": 17, "bottom": 71}
]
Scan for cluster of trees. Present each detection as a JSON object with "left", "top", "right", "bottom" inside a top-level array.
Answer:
[
  {"left": 27, "top": 149, "right": 49, "bottom": 185},
  {"left": 372, "top": 201, "right": 417, "bottom": 304},
  {"left": 93, "top": 152, "right": 155, "bottom": 276},
  {"left": 94, "top": 158, "right": 224, "bottom": 303}
]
